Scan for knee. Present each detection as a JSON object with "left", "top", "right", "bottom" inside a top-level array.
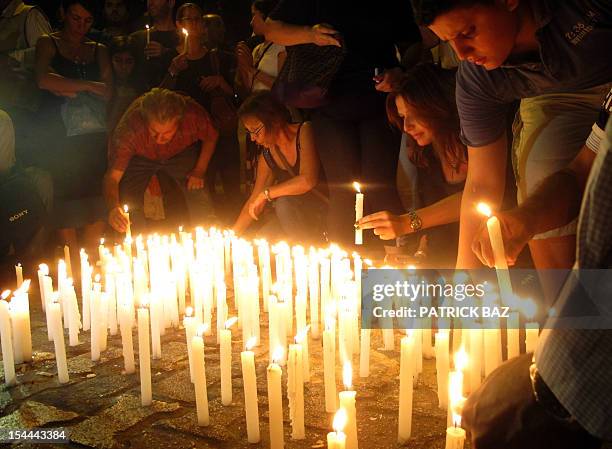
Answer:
[{"left": 23, "top": 166, "right": 53, "bottom": 213}]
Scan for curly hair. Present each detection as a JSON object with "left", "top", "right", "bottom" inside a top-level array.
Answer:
[
  {"left": 139, "top": 88, "right": 187, "bottom": 124},
  {"left": 238, "top": 90, "right": 292, "bottom": 132}
]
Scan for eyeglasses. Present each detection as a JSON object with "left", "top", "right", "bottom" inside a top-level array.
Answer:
[{"left": 245, "top": 124, "right": 264, "bottom": 136}]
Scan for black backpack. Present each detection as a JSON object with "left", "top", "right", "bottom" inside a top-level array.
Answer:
[{"left": 0, "top": 168, "right": 46, "bottom": 252}]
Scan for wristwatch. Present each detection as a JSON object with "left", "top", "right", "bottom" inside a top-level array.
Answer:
[
  {"left": 263, "top": 188, "right": 273, "bottom": 202},
  {"left": 407, "top": 210, "right": 422, "bottom": 232}
]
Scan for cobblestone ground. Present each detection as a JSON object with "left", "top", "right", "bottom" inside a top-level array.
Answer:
[{"left": 0, "top": 292, "right": 459, "bottom": 449}]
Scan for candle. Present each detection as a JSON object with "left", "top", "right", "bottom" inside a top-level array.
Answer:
[
  {"left": 221, "top": 317, "right": 237, "bottom": 405},
  {"left": 358, "top": 327, "right": 370, "bottom": 378},
  {"left": 49, "top": 294, "right": 69, "bottom": 384},
  {"left": 241, "top": 337, "right": 260, "bottom": 443},
  {"left": 91, "top": 278, "right": 102, "bottom": 361},
  {"left": 267, "top": 347, "right": 284, "bottom": 449},
  {"left": 183, "top": 307, "right": 196, "bottom": 382},
  {"left": 10, "top": 280, "right": 32, "bottom": 364},
  {"left": 288, "top": 341, "right": 305, "bottom": 440},
  {"left": 435, "top": 331, "right": 450, "bottom": 409},
  {"left": 523, "top": 298, "right": 539, "bottom": 354},
  {"left": 467, "top": 327, "right": 482, "bottom": 393},
  {"left": 296, "top": 326, "right": 310, "bottom": 381},
  {"left": 138, "top": 304, "right": 152, "bottom": 406},
  {"left": 15, "top": 263, "right": 23, "bottom": 289},
  {"left": 445, "top": 370, "right": 466, "bottom": 449},
  {"left": 119, "top": 299, "right": 136, "bottom": 374},
  {"left": 476, "top": 203, "right": 513, "bottom": 303},
  {"left": 192, "top": 324, "right": 210, "bottom": 426},
  {"left": 353, "top": 182, "right": 364, "bottom": 245},
  {"left": 339, "top": 362, "right": 358, "bottom": 449},
  {"left": 123, "top": 204, "right": 132, "bottom": 241},
  {"left": 145, "top": 24, "right": 150, "bottom": 44},
  {"left": 445, "top": 423, "right": 466, "bottom": 449},
  {"left": 398, "top": 334, "right": 414, "bottom": 443},
  {"left": 182, "top": 28, "right": 189, "bottom": 54},
  {"left": 327, "top": 408, "right": 348, "bottom": 449},
  {"left": 507, "top": 310, "right": 520, "bottom": 360},
  {"left": 63, "top": 245, "right": 73, "bottom": 279},
  {"left": 0, "top": 295, "right": 16, "bottom": 386},
  {"left": 323, "top": 317, "right": 337, "bottom": 413}
]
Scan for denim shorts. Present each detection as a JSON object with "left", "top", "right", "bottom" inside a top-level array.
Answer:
[{"left": 512, "top": 83, "right": 612, "bottom": 239}]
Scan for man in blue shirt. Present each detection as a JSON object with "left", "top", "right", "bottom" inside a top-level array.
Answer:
[{"left": 411, "top": 0, "right": 611, "bottom": 288}]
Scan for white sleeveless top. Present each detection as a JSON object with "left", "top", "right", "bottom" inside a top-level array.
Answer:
[{"left": 251, "top": 42, "right": 284, "bottom": 92}]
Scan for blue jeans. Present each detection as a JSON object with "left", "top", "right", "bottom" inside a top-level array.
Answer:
[
  {"left": 273, "top": 194, "right": 325, "bottom": 244},
  {"left": 119, "top": 145, "right": 214, "bottom": 231}
]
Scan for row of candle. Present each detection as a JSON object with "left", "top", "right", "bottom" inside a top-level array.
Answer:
[{"left": 0, "top": 216, "right": 539, "bottom": 448}]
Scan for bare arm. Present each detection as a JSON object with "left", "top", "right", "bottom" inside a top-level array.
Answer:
[
  {"left": 190, "top": 127, "right": 219, "bottom": 177},
  {"left": 457, "top": 134, "right": 508, "bottom": 268},
  {"left": 233, "top": 154, "right": 275, "bottom": 234},
  {"left": 264, "top": 20, "right": 340, "bottom": 47},
  {"left": 103, "top": 168, "right": 130, "bottom": 232}
]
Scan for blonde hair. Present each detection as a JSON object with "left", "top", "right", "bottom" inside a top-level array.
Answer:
[{"left": 139, "top": 88, "right": 187, "bottom": 124}]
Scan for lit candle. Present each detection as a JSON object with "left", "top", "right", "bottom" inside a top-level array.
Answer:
[
  {"left": 145, "top": 24, "right": 150, "bottom": 44},
  {"left": 221, "top": 317, "right": 237, "bottom": 405},
  {"left": 49, "top": 294, "right": 69, "bottom": 384},
  {"left": 288, "top": 340, "right": 305, "bottom": 440},
  {"left": 398, "top": 333, "right": 414, "bottom": 443},
  {"left": 0, "top": 293, "right": 16, "bottom": 386},
  {"left": 353, "top": 182, "right": 364, "bottom": 245},
  {"left": 10, "top": 280, "right": 32, "bottom": 364},
  {"left": 15, "top": 263, "right": 23, "bottom": 289},
  {"left": 435, "top": 331, "right": 450, "bottom": 409},
  {"left": 182, "top": 28, "right": 189, "bottom": 54},
  {"left": 267, "top": 347, "right": 284, "bottom": 449},
  {"left": 137, "top": 302, "right": 152, "bottom": 406},
  {"left": 523, "top": 298, "right": 539, "bottom": 354},
  {"left": 339, "top": 362, "right": 358, "bottom": 449},
  {"left": 445, "top": 362, "right": 466, "bottom": 449},
  {"left": 476, "top": 203, "right": 513, "bottom": 304},
  {"left": 192, "top": 324, "right": 210, "bottom": 426},
  {"left": 123, "top": 205, "right": 131, "bottom": 241},
  {"left": 37, "top": 263, "right": 50, "bottom": 313},
  {"left": 323, "top": 316, "right": 337, "bottom": 413},
  {"left": 327, "top": 408, "right": 348, "bottom": 449},
  {"left": 467, "top": 326, "right": 482, "bottom": 393},
  {"left": 241, "top": 337, "right": 260, "bottom": 443}
]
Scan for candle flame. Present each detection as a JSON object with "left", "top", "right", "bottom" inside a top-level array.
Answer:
[
  {"left": 246, "top": 337, "right": 257, "bottom": 351},
  {"left": 94, "top": 274, "right": 101, "bottom": 283},
  {"left": 449, "top": 371, "right": 465, "bottom": 420},
  {"left": 39, "top": 263, "right": 49, "bottom": 275},
  {"left": 182, "top": 27, "right": 188, "bottom": 36},
  {"left": 145, "top": 24, "right": 150, "bottom": 30},
  {"left": 333, "top": 408, "right": 348, "bottom": 433},
  {"left": 185, "top": 306, "right": 193, "bottom": 317},
  {"left": 1, "top": 290, "right": 11, "bottom": 300},
  {"left": 196, "top": 323, "right": 208, "bottom": 337},
  {"left": 272, "top": 346, "right": 284, "bottom": 364},
  {"left": 225, "top": 316, "right": 238, "bottom": 329},
  {"left": 476, "top": 202, "right": 492, "bottom": 218},
  {"left": 353, "top": 181, "right": 361, "bottom": 193},
  {"left": 343, "top": 361, "right": 352, "bottom": 389},
  {"left": 364, "top": 258, "right": 373, "bottom": 267},
  {"left": 454, "top": 346, "right": 468, "bottom": 372},
  {"left": 100, "top": 238, "right": 105, "bottom": 245}
]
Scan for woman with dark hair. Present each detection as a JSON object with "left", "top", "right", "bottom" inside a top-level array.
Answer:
[
  {"left": 357, "top": 64, "right": 467, "bottom": 265},
  {"left": 233, "top": 90, "right": 324, "bottom": 243},
  {"left": 161, "top": 3, "right": 241, "bottom": 219},
  {"left": 34, "top": 0, "right": 112, "bottom": 255}
]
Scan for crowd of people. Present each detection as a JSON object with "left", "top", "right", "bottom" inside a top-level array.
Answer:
[{"left": 1, "top": 1, "right": 611, "bottom": 447}]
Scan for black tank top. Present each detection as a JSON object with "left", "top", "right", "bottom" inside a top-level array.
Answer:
[
  {"left": 50, "top": 35, "right": 101, "bottom": 81},
  {"left": 262, "top": 122, "right": 304, "bottom": 182}
]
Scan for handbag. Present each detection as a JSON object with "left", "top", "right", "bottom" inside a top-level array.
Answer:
[
  {"left": 60, "top": 92, "right": 107, "bottom": 137},
  {"left": 208, "top": 49, "right": 238, "bottom": 136},
  {"left": 272, "top": 34, "right": 346, "bottom": 109}
]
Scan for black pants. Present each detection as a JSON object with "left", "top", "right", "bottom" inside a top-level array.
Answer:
[
  {"left": 312, "top": 90, "right": 402, "bottom": 247},
  {"left": 119, "top": 146, "right": 214, "bottom": 231}
]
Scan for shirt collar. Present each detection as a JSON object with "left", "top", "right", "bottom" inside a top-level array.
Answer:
[{"left": 2, "top": 0, "right": 25, "bottom": 18}]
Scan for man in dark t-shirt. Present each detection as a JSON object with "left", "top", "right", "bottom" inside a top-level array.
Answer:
[{"left": 411, "top": 0, "right": 611, "bottom": 279}]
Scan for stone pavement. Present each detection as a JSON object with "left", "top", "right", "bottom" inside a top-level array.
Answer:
[{"left": 0, "top": 293, "right": 456, "bottom": 449}]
